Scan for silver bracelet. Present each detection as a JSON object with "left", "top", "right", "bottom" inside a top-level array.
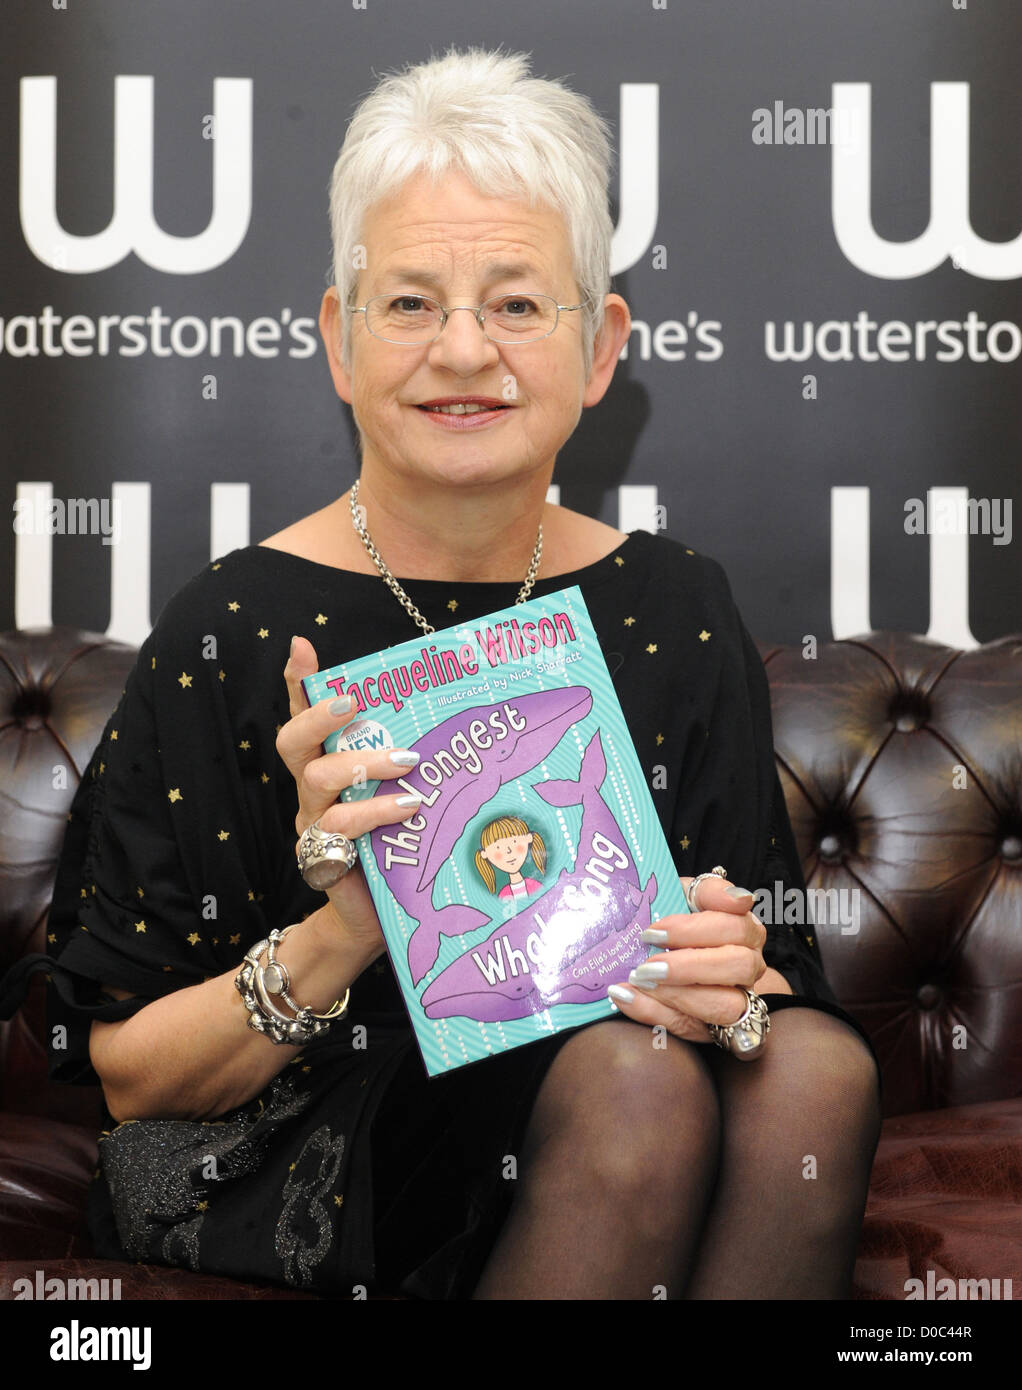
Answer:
[{"left": 234, "top": 925, "right": 350, "bottom": 1046}]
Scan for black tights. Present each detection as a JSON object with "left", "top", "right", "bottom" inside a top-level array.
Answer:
[{"left": 471, "top": 1005, "right": 882, "bottom": 1299}]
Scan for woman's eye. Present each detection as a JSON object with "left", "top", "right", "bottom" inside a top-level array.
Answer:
[{"left": 392, "top": 296, "right": 427, "bottom": 313}]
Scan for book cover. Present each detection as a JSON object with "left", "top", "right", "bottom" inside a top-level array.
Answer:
[{"left": 302, "top": 584, "right": 691, "bottom": 1076}]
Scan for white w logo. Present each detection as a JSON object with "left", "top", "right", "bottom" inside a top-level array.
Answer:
[
  {"left": 20, "top": 75, "right": 252, "bottom": 274},
  {"left": 832, "top": 82, "right": 1022, "bottom": 280}
]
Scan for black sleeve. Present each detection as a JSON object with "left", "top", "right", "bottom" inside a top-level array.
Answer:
[{"left": 43, "top": 562, "right": 317, "bottom": 1085}]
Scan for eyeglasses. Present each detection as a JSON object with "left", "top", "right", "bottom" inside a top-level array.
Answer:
[{"left": 350, "top": 292, "right": 586, "bottom": 346}]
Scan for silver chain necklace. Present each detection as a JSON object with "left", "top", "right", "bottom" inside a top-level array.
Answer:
[{"left": 349, "top": 478, "right": 543, "bottom": 636}]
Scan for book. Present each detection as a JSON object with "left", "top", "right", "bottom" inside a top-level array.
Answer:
[{"left": 302, "top": 584, "right": 691, "bottom": 1076}]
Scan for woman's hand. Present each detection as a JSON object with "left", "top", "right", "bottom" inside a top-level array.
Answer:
[
  {"left": 276, "top": 635, "right": 424, "bottom": 954},
  {"left": 607, "top": 873, "right": 793, "bottom": 1043}
]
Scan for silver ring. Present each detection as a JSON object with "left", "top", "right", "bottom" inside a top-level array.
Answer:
[
  {"left": 708, "top": 988, "right": 771, "bottom": 1061},
  {"left": 685, "top": 865, "right": 728, "bottom": 911},
  {"left": 296, "top": 820, "right": 358, "bottom": 890}
]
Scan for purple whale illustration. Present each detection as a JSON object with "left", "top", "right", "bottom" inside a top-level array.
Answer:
[
  {"left": 419, "top": 729, "right": 657, "bottom": 1022},
  {"left": 367, "top": 686, "right": 594, "bottom": 985}
]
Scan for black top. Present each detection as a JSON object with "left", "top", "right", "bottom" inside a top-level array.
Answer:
[{"left": 19, "top": 529, "right": 877, "bottom": 1297}]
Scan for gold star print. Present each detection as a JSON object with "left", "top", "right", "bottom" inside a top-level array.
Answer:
[
  {"left": 80, "top": 888, "right": 87, "bottom": 899},
  {"left": 168, "top": 788, "right": 182, "bottom": 803},
  {"left": 217, "top": 830, "right": 230, "bottom": 842},
  {"left": 260, "top": 773, "right": 269, "bottom": 784},
  {"left": 91, "top": 884, "right": 96, "bottom": 894},
  {"left": 135, "top": 921, "right": 146, "bottom": 933},
  {"left": 239, "top": 740, "right": 251, "bottom": 751},
  {"left": 211, "top": 563, "right": 221, "bottom": 571},
  {"left": 228, "top": 601, "right": 240, "bottom": 613},
  {"left": 218, "top": 669, "right": 226, "bottom": 682},
  {"left": 646, "top": 643, "right": 658, "bottom": 654},
  {"left": 656, "top": 733, "right": 664, "bottom": 746},
  {"left": 48, "top": 932, "right": 56, "bottom": 944},
  {"left": 302, "top": 1065, "right": 311, "bottom": 1073},
  {"left": 699, "top": 630, "right": 711, "bottom": 642},
  {"left": 680, "top": 835, "right": 690, "bottom": 850},
  {"left": 98, "top": 762, "right": 105, "bottom": 774},
  {"left": 623, "top": 616, "right": 635, "bottom": 626},
  {"left": 187, "top": 932, "right": 201, "bottom": 946},
  {"left": 685, "top": 549, "right": 694, "bottom": 555},
  {"left": 315, "top": 613, "right": 328, "bottom": 626},
  {"left": 614, "top": 555, "right": 625, "bottom": 566},
  {"left": 229, "top": 933, "right": 241, "bottom": 946},
  {"left": 110, "top": 730, "right": 118, "bottom": 741},
  {"left": 137, "top": 887, "right": 144, "bottom": 898},
  {"left": 289, "top": 1162, "right": 297, "bottom": 1173},
  {"left": 334, "top": 1195, "right": 344, "bottom": 1208},
  {"left": 178, "top": 672, "right": 193, "bottom": 688},
  {"left": 257, "top": 628, "right": 269, "bottom": 639},
  {"left": 447, "top": 599, "right": 458, "bottom": 612},
  {"left": 247, "top": 890, "right": 255, "bottom": 901},
  {"left": 151, "top": 657, "right": 156, "bottom": 669},
  {"left": 196, "top": 1200, "right": 209, "bottom": 1212}
]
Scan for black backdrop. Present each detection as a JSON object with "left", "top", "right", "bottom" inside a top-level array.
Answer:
[{"left": 3, "top": 0, "right": 1020, "bottom": 647}]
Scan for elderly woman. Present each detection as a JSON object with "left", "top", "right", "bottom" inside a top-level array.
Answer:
[{"left": 31, "top": 46, "right": 881, "bottom": 1299}]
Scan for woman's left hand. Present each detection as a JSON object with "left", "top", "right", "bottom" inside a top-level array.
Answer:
[{"left": 607, "top": 873, "right": 793, "bottom": 1043}]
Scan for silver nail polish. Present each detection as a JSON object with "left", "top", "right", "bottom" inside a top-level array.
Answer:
[
  {"left": 608, "top": 985, "right": 635, "bottom": 1004},
  {"left": 395, "top": 794, "right": 422, "bottom": 806},
  {"left": 328, "top": 696, "right": 354, "bottom": 714},
  {"left": 389, "top": 751, "right": 420, "bottom": 766},
  {"left": 640, "top": 928, "right": 669, "bottom": 944},
  {"left": 726, "top": 885, "right": 753, "bottom": 899},
  {"left": 630, "top": 961, "right": 669, "bottom": 982}
]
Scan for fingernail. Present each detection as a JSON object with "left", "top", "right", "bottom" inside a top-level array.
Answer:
[
  {"left": 290, "top": 636, "right": 299, "bottom": 659},
  {"left": 388, "top": 751, "right": 420, "bottom": 767},
  {"left": 630, "top": 962, "right": 669, "bottom": 983},
  {"left": 726, "top": 885, "right": 754, "bottom": 899},
  {"left": 329, "top": 696, "right": 354, "bottom": 714},
  {"left": 608, "top": 985, "right": 635, "bottom": 1005},
  {"left": 395, "top": 794, "right": 422, "bottom": 807},
  {"left": 640, "top": 928, "right": 669, "bottom": 944}
]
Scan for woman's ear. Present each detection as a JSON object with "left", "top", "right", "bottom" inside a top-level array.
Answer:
[{"left": 319, "top": 287, "right": 354, "bottom": 405}]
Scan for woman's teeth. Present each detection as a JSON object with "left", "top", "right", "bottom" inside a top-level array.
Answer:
[{"left": 422, "top": 402, "right": 501, "bottom": 415}]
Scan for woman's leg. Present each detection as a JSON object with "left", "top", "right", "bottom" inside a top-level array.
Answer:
[
  {"left": 684, "top": 1007, "right": 882, "bottom": 1299},
  {"left": 472, "top": 1016, "right": 721, "bottom": 1299}
]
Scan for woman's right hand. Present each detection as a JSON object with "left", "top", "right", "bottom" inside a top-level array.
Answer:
[{"left": 276, "top": 635, "right": 423, "bottom": 954}]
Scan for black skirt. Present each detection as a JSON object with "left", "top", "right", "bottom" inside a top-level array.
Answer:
[{"left": 86, "top": 990, "right": 880, "bottom": 1300}]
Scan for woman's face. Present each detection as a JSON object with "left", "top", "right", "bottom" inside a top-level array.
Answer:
[
  {"left": 320, "top": 168, "right": 621, "bottom": 490},
  {"left": 482, "top": 833, "right": 534, "bottom": 874}
]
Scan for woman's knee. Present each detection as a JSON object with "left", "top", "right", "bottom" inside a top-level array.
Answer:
[{"left": 520, "top": 1017, "right": 720, "bottom": 1193}]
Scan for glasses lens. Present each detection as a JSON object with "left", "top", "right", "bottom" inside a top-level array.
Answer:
[
  {"left": 482, "top": 294, "right": 557, "bottom": 342},
  {"left": 366, "top": 295, "right": 443, "bottom": 342}
]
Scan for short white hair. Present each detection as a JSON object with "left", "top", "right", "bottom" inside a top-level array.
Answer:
[{"left": 326, "top": 44, "right": 614, "bottom": 382}]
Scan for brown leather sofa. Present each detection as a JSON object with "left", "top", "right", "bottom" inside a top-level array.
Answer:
[{"left": 2, "top": 625, "right": 1020, "bottom": 1300}]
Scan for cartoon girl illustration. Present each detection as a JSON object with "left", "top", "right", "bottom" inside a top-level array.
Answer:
[{"left": 474, "top": 815, "right": 547, "bottom": 902}]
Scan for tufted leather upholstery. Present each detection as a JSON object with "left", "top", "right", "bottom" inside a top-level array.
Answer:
[
  {"left": 756, "top": 632, "right": 1022, "bottom": 1120},
  {"left": 2, "top": 626, "right": 1020, "bottom": 1299}
]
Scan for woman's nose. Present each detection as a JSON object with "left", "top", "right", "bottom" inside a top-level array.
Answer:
[{"left": 427, "top": 307, "right": 499, "bottom": 368}]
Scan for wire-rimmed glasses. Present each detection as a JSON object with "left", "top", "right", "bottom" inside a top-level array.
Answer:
[{"left": 350, "top": 292, "right": 586, "bottom": 345}]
